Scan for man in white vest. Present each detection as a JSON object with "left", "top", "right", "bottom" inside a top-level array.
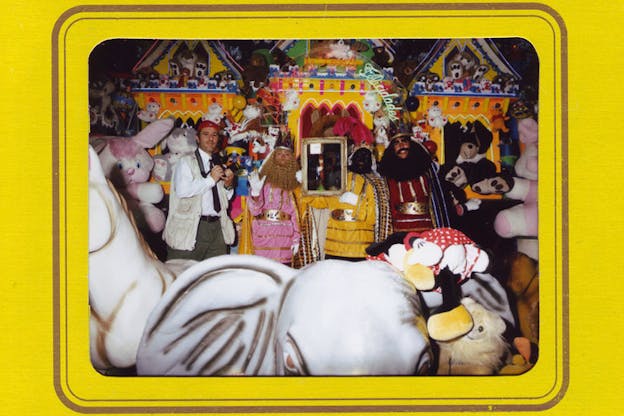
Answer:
[{"left": 163, "top": 119, "right": 235, "bottom": 260}]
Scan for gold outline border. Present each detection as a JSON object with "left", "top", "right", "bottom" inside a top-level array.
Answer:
[{"left": 52, "top": 2, "right": 568, "bottom": 413}]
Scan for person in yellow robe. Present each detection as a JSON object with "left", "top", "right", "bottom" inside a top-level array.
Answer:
[{"left": 297, "top": 117, "right": 392, "bottom": 264}]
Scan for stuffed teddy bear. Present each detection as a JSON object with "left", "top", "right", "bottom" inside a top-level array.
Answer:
[
  {"left": 427, "top": 104, "right": 447, "bottom": 129},
  {"left": 89, "top": 78, "right": 117, "bottom": 130},
  {"left": 203, "top": 102, "right": 224, "bottom": 126},
  {"left": 152, "top": 126, "right": 198, "bottom": 182},
  {"left": 283, "top": 90, "right": 300, "bottom": 112},
  {"left": 490, "top": 106, "right": 510, "bottom": 133},
  {"left": 96, "top": 118, "right": 174, "bottom": 233},
  {"left": 363, "top": 91, "right": 382, "bottom": 114},
  {"left": 436, "top": 297, "right": 510, "bottom": 375},
  {"left": 471, "top": 64, "right": 490, "bottom": 82},
  {"left": 444, "top": 121, "right": 496, "bottom": 177},
  {"left": 372, "top": 109, "right": 390, "bottom": 149},
  {"left": 372, "top": 46, "right": 392, "bottom": 68},
  {"left": 137, "top": 99, "right": 161, "bottom": 123},
  {"left": 241, "top": 52, "right": 269, "bottom": 97}
]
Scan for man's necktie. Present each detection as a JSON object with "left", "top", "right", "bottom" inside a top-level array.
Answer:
[
  {"left": 208, "top": 158, "right": 222, "bottom": 213},
  {"left": 195, "top": 149, "right": 221, "bottom": 213}
]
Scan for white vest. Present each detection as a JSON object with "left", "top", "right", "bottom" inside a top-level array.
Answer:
[{"left": 163, "top": 155, "right": 235, "bottom": 250}]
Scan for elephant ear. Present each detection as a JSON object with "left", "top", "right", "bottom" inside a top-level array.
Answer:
[
  {"left": 136, "top": 255, "right": 296, "bottom": 376},
  {"left": 460, "top": 272, "right": 515, "bottom": 326}
]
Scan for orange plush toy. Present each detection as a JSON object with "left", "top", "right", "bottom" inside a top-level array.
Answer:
[{"left": 507, "top": 252, "right": 539, "bottom": 344}]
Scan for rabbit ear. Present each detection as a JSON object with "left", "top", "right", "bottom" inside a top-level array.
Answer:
[
  {"left": 88, "top": 145, "right": 107, "bottom": 185},
  {"left": 136, "top": 255, "right": 296, "bottom": 376},
  {"left": 133, "top": 118, "right": 174, "bottom": 148}
]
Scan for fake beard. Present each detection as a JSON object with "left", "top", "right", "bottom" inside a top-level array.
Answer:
[
  {"left": 379, "top": 141, "right": 432, "bottom": 181},
  {"left": 259, "top": 151, "right": 300, "bottom": 191}
]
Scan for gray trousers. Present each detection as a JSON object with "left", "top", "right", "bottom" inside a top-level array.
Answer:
[{"left": 166, "top": 219, "right": 228, "bottom": 261}]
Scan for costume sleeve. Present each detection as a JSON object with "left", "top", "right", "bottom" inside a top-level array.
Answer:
[
  {"left": 363, "top": 182, "right": 377, "bottom": 226},
  {"left": 300, "top": 194, "right": 330, "bottom": 210},
  {"left": 173, "top": 158, "right": 216, "bottom": 198},
  {"left": 286, "top": 192, "right": 301, "bottom": 245},
  {"left": 246, "top": 186, "right": 266, "bottom": 216}
]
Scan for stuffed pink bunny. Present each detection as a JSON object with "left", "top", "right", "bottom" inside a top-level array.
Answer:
[
  {"left": 494, "top": 115, "right": 538, "bottom": 259},
  {"left": 96, "top": 118, "right": 174, "bottom": 233},
  {"left": 514, "top": 117, "right": 538, "bottom": 180}
]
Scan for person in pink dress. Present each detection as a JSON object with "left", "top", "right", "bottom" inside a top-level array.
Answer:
[{"left": 247, "top": 132, "right": 301, "bottom": 264}]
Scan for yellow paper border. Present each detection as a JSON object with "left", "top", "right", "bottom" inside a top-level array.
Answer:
[{"left": 52, "top": 3, "right": 567, "bottom": 413}]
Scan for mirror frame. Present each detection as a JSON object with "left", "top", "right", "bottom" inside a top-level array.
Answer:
[{"left": 300, "top": 136, "right": 348, "bottom": 196}]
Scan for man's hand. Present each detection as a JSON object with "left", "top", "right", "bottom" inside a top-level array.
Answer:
[
  {"left": 210, "top": 165, "right": 225, "bottom": 182},
  {"left": 465, "top": 198, "right": 482, "bottom": 211},
  {"left": 248, "top": 170, "right": 266, "bottom": 197},
  {"left": 223, "top": 167, "right": 235, "bottom": 188}
]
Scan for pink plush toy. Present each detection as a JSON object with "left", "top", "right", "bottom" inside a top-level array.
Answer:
[
  {"left": 96, "top": 118, "right": 174, "bottom": 233},
  {"left": 494, "top": 115, "right": 538, "bottom": 259},
  {"left": 493, "top": 177, "right": 538, "bottom": 239},
  {"left": 514, "top": 117, "right": 538, "bottom": 180}
]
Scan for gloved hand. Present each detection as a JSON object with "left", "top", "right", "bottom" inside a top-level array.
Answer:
[
  {"left": 339, "top": 191, "right": 358, "bottom": 206},
  {"left": 248, "top": 170, "right": 266, "bottom": 197},
  {"left": 465, "top": 198, "right": 482, "bottom": 211}
]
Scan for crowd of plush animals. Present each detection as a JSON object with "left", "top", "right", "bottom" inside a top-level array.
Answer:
[{"left": 88, "top": 39, "right": 539, "bottom": 377}]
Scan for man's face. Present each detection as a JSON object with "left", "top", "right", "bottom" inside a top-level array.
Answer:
[
  {"left": 392, "top": 137, "right": 411, "bottom": 159},
  {"left": 350, "top": 148, "right": 372, "bottom": 174},
  {"left": 274, "top": 148, "right": 293, "bottom": 166},
  {"left": 197, "top": 126, "right": 220, "bottom": 154}
]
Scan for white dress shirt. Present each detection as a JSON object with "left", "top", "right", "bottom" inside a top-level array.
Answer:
[{"left": 172, "top": 148, "right": 233, "bottom": 216}]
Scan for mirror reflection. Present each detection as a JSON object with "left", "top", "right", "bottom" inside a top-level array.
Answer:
[{"left": 302, "top": 137, "right": 347, "bottom": 195}]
